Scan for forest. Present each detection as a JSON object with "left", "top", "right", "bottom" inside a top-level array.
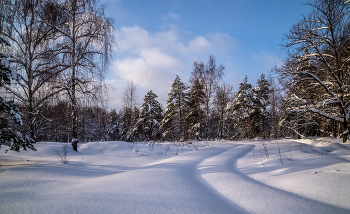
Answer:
[{"left": 0, "top": 0, "right": 349, "bottom": 152}]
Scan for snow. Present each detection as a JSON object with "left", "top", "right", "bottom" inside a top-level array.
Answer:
[
  {"left": 1, "top": 138, "right": 350, "bottom": 214},
  {"left": 1, "top": 57, "right": 9, "bottom": 68}
]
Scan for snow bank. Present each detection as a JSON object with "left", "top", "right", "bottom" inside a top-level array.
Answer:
[{"left": 0, "top": 139, "right": 349, "bottom": 214}]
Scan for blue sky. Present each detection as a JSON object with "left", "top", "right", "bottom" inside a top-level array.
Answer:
[{"left": 102, "top": 0, "right": 311, "bottom": 110}]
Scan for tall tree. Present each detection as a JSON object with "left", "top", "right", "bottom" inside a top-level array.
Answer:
[
  {"left": 123, "top": 79, "right": 138, "bottom": 111},
  {"left": 226, "top": 76, "right": 255, "bottom": 140},
  {"left": 132, "top": 90, "right": 163, "bottom": 141},
  {"left": 106, "top": 109, "right": 120, "bottom": 141},
  {"left": 278, "top": 0, "right": 350, "bottom": 142},
  {"left": 214, "top": 83, "right": 233, "bottom": 140},
  {"left": 187, "top": 79, "right": 205, "bottom": 140},
  {"left": 0, "top": 37, "right": 36, "bottom": 151},
  {"left": 0, "top": 0, "right": 66, "bottom": 140},
  {"left": 191, "top": 55, "right": 224, "bottom": 140},
  {"left": 120, "top": 80, "right": 139, "bottom": 141},
  {"left": 251, "top": 74, "right": 270, "bottom": 138},
  {"left": 162, "top": 75, "right": 188, "bottom": 141},
  {"left": 42, "top": 0, "right": 114, "bottom": 150},
  {"left": 267, "top": 76, "right": 283, "bottom": 138}
]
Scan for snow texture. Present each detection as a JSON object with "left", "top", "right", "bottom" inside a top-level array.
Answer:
[{"left": 0, "top": 138, "right": 349, "bottom": 214}]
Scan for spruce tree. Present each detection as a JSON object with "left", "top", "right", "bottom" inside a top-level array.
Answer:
[
  {"left": 0, "top": 37, "right": 36, "bottom": 151},
  {"left": 187, "top": 79, "right": 205, "bottom": 140},
  {"left": 251, "top": 74, "right": 270, "bottom": 138},
  {"left": 133, "top": 90, "right": 163, "bottom": 141},
  {"left": 226, "top": 76, "right": 254, "bottom": 140},
  {"left": 107, "top": 109, "right": 120, "bottom": 141},
  {"left": 161, "top": 75, "right": 188, "bottom": 141}
]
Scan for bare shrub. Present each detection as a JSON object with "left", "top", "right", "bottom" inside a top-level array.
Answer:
[
  {"left": 273, "top": 141, "right": 284, "bottom": 165},
  {"left": 284, "top": 140, "right": 293, "bottom": 159},
  {"left": 193, "top": 141, "right": 199, "bottom": 151},
  {"left": 164, "top": 145, "right": 171, "bottom": 155},
  {"left": 261, "top": 141, "right": 270, "bottom": 159},
  {"left": 128, "top": 142, "right": 137, "bottom": 152},
  {"left": 148, "top": 141, "right": 155, "bottom": 151},
  {"left": 54, "top": 143, "right": 70, "bottom": 164},
  {"left": 259, "top": 150, "right": 264, "bottom": 167}
]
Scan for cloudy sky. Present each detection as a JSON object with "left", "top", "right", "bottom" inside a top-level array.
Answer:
[{"left": 102, "top": 0, "right": 311, "bottom": 110}]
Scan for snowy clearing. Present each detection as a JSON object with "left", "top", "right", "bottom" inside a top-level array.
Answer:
[{"left": 0, "top": 138, "right": 350, "bottom": 214}]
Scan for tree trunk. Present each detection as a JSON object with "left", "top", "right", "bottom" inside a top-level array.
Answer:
[
  {"left": 342, "top": 122, "right": 348, "bottom": 143},
  {"left": 71, "top": 8, "right": 78, "bottom": 152}
]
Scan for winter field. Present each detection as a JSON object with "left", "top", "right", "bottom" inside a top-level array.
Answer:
[{"left": 0, "top": 138, "right": 350, "bottom": 214}]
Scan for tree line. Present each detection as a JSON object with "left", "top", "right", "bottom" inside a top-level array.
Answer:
[{"left": 1, "top": 0, "right": 349, "bottom": 152}]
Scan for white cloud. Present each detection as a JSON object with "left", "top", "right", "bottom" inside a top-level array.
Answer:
[
  {"left": 107, "top": 25, "right": 237, "bottom": 110},
  {"left": 160, "top": 12, "right": 181, "bottom": 21},
  {"left": 168, "top": 12, "right": 180, "bottom": 21},
  {"left": 252, "top": 51, "right": 283, "bottom": 70}
]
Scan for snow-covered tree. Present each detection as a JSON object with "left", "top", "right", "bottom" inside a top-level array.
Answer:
[
  {"left": 0, "top": 0, "right": 66, "bottom": 141},
  {"left": 0, "top": 37, "right": 36, "bottom": 151},
  {"left": 106, "top": 109, "right": 120, "bottom": 141},
  {"left": 191, "top": 56, "right": 224, "bottom": 140},
  {"left": 278, "top": 0, "right": 350, "bottom": 142},
  {"left": 118, "top": 106, "right": 138, "bottom": 141},
  {"left": 187, "top": 79, "right": 205, "bottom": 140},
  {"left": 42, "top": 0, "right": 114, "bottom": 151},
  {"left": 251, "top": 74, "right": 270, "bottom": 138},
  {"left": 214, "top": 83, "right": 233, "bottom": 140},
  {"left": 267, "top": 76, "right": 283, "bottom": 138},
  {"left": 132, "top": 90, "right": 163, "bottom": 141},
  {"left": 226, "top": 76, "right": 255, "bottom": 140},
  {"left": 162, "top": 75, "right": 188, "bottom": 141}
]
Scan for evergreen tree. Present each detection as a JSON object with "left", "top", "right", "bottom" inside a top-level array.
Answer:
[
  {"left": 107, "top": 109, "right": 120, "bottom": 141},
  {"left": 0, "top": 37, "right": 36, "bottom": 151},
  {"left": 132, "top": 90, "right": 163, "bottom": 141},
  {"left": 187, "top": 79, "right": 205, "bottom": 140},
  {"left": 226, "top": 76, "right": 254, "bottom": 140},
  {"left": 251, "top": 74, "right": 270, "bottom": 138},
  {"left": 161, "top": 75, "right": 188, "bottom": 141}
]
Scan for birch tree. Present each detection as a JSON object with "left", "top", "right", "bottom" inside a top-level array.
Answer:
[
  {"left": 0, "top": 0, "right": 66, "bottom": 140},
  {"left": 0, "top": 37, "right": 36, "bottom": 151},
  {"left": 42, "top": 0, "right": 114, "bottom": 150},
  {"left": 191, "top": 55, "right": 224, "bottom": 140},
  {"left": 214, "top": 83, "right": 233, "bottom": 140}
]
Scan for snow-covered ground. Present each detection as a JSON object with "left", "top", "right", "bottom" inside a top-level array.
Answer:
[{"left": 0, "top": 138, "right": 349, "bottom": 214}]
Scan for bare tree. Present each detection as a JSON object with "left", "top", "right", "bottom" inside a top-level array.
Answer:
[
  {"left": 41, "top": 0, "right": 114, "bottom": 151},
  {"left": 268, "top": 76, "right": 281, "bottom": 138},
  {"left": 214, "top": 83, "right": 233, "bottom": 140},
  {"left": 123, "top": 79, "right": 138, "bottom": 110},
  {"left": 191, "top": 55, "right": 224, "bottom": 140},
  {"left": 277, "top": 0, "right": 350, "bottom": 142},
  {"left": 0, "top": 0, "right": 67, "bottom": 140}
]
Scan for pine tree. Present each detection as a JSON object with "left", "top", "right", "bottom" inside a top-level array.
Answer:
[
  {"left": 107, "top": 109, "right": 120, "bottom": 141},
  {"left": 187, "top": 79, "right": 205, "bottom": 140},
  {"left": 132, "top": 90, "right": 163, "bottom": 141},
  {"left": 161, "top": 75, "right": 188, "bottom": 141},
  {"left": 226, "top": 76, "right": 254, "bottom": 140},
  {"left": 251, "top": 74, "right": 270, "bottom": 138},
  {"left": 0, "top": 37, "right": 36, "bottom": 151}
]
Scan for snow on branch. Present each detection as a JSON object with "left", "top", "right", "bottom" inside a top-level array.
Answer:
[
  {"left": 312, "top": 27, "right": 329, "bottom": 31},
  {"left": 292, "top": 71, "right": 336, "bottom": 98}
]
